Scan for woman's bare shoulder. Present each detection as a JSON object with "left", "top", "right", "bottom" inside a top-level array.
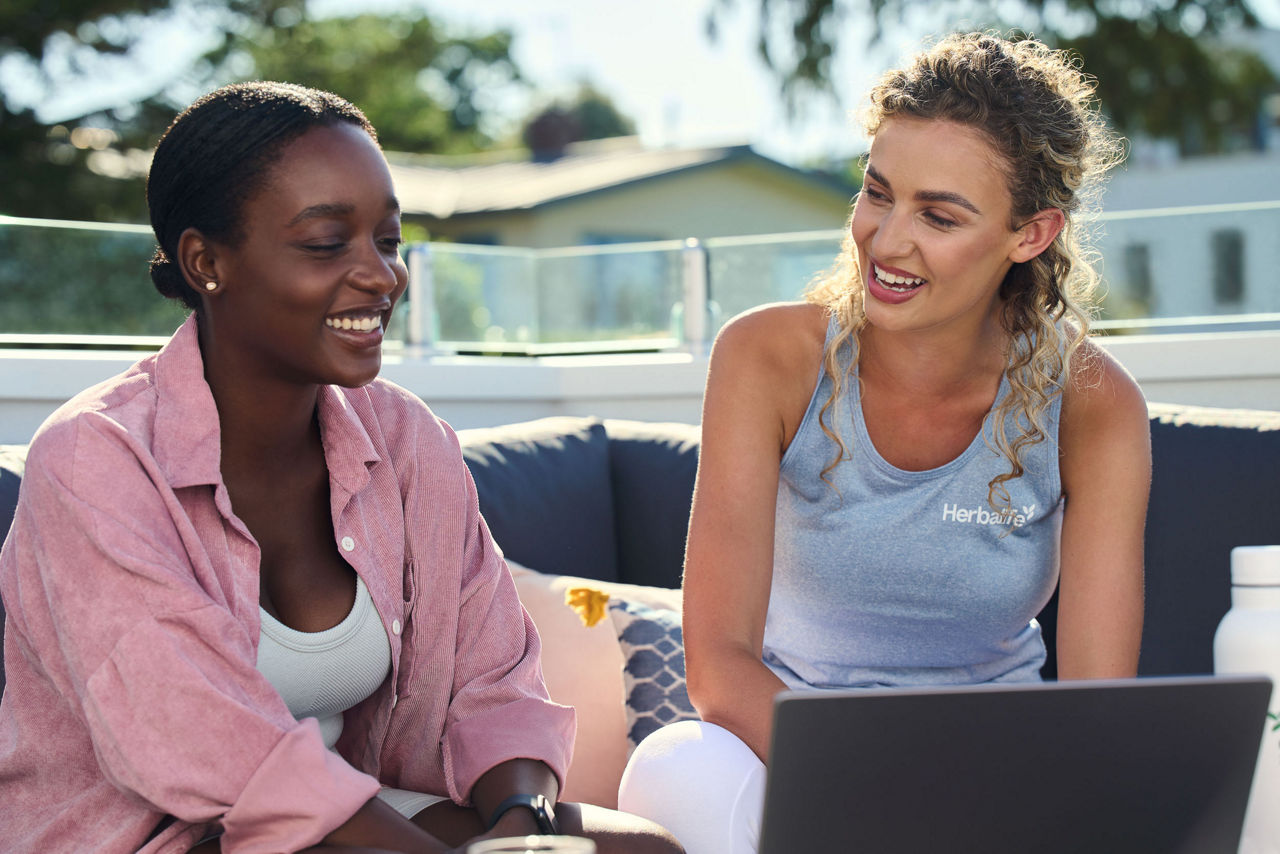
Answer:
[
  {"left": 712, "top": 301, "right": 829, "bottom": 378},
  {"left": 705, "top": 302, "right": 830, "bottom": 445},
  {"left": 1061, "top": 335, "right": 1149, "bottom": 449}
]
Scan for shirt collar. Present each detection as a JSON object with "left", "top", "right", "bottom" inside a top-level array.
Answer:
[
  {"left": 151, "top": 315, "right": 382, "bottom": 494},
  {"left": 316, "top": 383, "right": 379, "bottom": 498},
  {"left": 152, "top": 315, "right": 223, "bottom": 490}
]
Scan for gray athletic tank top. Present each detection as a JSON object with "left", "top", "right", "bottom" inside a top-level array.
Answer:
[{"left": 763, "top": 318, "right": 1064, "bottom": 689}]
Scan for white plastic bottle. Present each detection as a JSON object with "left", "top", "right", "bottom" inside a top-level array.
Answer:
[{"left": 1215, "top": 545, "right": 1280, "bottom": 854}]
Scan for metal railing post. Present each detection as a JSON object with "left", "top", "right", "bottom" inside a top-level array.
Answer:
[
  {"left": 681, "top": 237, "right": 709, "bottom": 354},
  {"left": 405, "top": 243, "right": 436, "bottom": 357}
]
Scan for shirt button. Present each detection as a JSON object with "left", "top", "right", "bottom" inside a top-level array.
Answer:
[
  {"left": 340, "top": 536, "right": 355, "bottom": 552},
  {"left": 392, "top": 619, "right": 402, "bottom": 635}
]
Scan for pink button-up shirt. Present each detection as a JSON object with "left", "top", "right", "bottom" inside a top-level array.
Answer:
[{"left": 0, "top": 316, "right": 575, "bottom": 853}]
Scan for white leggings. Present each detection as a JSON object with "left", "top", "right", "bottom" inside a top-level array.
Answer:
[{"left": 617, "top": 721, "right": 766, "bottom": 854}]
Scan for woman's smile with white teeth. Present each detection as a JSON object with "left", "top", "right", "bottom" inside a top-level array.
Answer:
[
  {"left": 873, "top": 263, "right": 926, "bottom": 289},
  {"left": 325, "top": 315, "right": 381, "bottom": 332}
]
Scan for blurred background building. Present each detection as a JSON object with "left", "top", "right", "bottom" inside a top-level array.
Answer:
[{"left": 390, "top": 138, "right": 853, "bottom": 248}]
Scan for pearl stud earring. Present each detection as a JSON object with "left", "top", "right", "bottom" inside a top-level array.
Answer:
[{"left": 205, "top": 281, "right": 218, "bottom": 292}]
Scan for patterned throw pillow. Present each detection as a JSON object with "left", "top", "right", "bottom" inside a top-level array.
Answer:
[{"left": 607, "top": 598, "right": 700, "bottom": 752}]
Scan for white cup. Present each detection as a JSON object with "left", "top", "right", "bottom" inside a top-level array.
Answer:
[{"left": 466, "top": 835, "right": 597, "bottom": 854}]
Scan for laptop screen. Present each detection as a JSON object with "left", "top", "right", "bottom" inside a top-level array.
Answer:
[{"left": 759, "top": 675, "right": 1272, "bottom": 854}]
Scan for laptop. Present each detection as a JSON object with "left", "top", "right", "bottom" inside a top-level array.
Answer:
[{"left": 759, "top": 675, "right": 1272, "bottom": 854}]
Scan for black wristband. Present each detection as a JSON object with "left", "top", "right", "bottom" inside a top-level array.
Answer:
[{"left": 486, "top": 792, "right": 561, "bottom": 835}]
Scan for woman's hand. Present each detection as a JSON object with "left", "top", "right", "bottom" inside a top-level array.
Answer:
[
  {"left": 402, "top": 758, "right": 554, "bottom": 853},
  {"left": 441, "top": 822, "right": 534, "bottom": 854},
  {"left": 311, "top": 797, "right": 453, "bottom": 854}
]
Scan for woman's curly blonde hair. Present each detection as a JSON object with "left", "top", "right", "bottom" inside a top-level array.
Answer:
[{"left": 806, "top": 32, "right": 1124, "bottom": 509}]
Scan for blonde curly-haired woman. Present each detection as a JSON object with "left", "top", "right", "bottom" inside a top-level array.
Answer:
[{"left": 619, "top": 32, "right": 1150, "bottom": 854}]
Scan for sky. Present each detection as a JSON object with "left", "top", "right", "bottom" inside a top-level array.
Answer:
[
  {"left": 402, "top": 0, "right": 961, "bottom": 165},
  {"left": 403, "top": 0, "right": 889, "bottom": 165}
]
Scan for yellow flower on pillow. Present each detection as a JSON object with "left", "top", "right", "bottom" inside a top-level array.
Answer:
[{"left": 565, "top": 586, "right": 610, "bottom": 627}]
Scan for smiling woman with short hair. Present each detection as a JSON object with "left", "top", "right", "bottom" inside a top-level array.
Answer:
[{"left": 0, "top": 82, "right": 681, "bottom": 854}]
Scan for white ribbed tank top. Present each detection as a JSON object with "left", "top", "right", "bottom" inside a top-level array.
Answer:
[
  {"left": 254, "top": 577, "right": 445, "bottom": 819},
  {"left": 256, "top": 575, "right": 391, "bottom": 750}
]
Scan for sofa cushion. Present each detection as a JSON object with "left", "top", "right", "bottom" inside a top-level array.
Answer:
[
  {"left": 509, "top": 562, "right": 680, "bottom": 809},
  {"left": 459, "top": 417, "right": 619, "bottom": 582},
  {"left": 0, "top": 444, "right": 23, "bottom": 693},
  {"left": 1138, "top": 404, "right": 1280, "bottom": 676},
  {"left": 604, "top": 420, "right": 699, "bottom": 589},
  {"left": 608, "top": 598, "right": 699, "bottom": 752},
  {"left": 0, "top": 444, "right": 25, "bottom": 545}
]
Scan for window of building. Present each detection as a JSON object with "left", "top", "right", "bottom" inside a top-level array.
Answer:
[
  {"left": 1122, "top": 243, "right": 1153, "bottom": 312},
  {"left": 456, "top": 232, "right": 500, "bottom": 246},
  {"left": 1211, "top": 229, "right": 1245, "bottom": 304}
]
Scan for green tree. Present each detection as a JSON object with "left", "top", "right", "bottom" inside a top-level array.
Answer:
[
  {"left": 0, "top": 3, "right": 525, "bottom": 219},
  {"left": 235, "top": 13, "right": 522, "bottom": 155},
  {"left": 709, "top": 0, "right": 1278, "bottom": 155},
  {"left": 0, "top": 0, "right": 291, "bottom": 59},
  {"left": 521, "top": 84, "right": 637, "bottom": 158},
  {"left": 0, "top": 0, "right": 304, "bottom": 220},
  {"left": 568, "top": 85, "right": 637, "bottom": 141}
]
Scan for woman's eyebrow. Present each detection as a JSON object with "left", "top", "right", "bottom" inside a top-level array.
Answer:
[
  {"left": 287, "top": 196, "right": 401, "bottom": 226},
  {"left": 287, "top": 202, "right": 354, "bottom": 226},
  {"left": 865, "top": 164, "right": 982, "bottom": 215}
]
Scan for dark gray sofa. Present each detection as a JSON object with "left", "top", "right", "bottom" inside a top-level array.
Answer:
[
  {"left": 2, "top": 403, "right": 1279, "bottom": 692},
  {"left": 453, "top": 407, "right": 1280, "bottom": 680}
]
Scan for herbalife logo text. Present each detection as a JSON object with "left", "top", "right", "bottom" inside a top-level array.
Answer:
[{"left": 941, "top": 503, "right": 1036, "bottom": 528}]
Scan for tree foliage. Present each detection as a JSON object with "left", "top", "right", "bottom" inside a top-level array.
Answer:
[
  {"left": 1, "top": 0, "right": 216, "bottom": 59},
  {"left": 0, "top": 2, "right": 524, "bottom": 219},
  {"left": 0, "top": 1, "right": 298, "bottom": 219},
  {"left": 234, "top": 13, "right": 522, "bottom": 155},
  {"left": 521, "top": 85, "right": 637, "bottom": 158},
  {"left": 710, "top": 0, "right": 1278, "bottom": 154}
]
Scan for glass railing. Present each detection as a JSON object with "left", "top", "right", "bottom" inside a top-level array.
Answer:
[
  {"left": 406, "top": 243, "right": 535, "bottom": 351},
  {"left": 534, "top": 241, "right": 686, "bottom": 348},
  {"left": 3, "top": 203, "right": 1279, "bottom": 352},
  {"left": 0, "top": 216, "right": 188, "bottom": 342},
  {"left": 410, "top": 240, "right": 688, "bottom": 353},
  {"left": 705, "top": 230, "right": 844, "bottom": 320}
]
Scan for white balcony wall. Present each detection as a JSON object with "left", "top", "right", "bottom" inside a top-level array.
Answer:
[{"left": 2, "top": 332, "right": 1278, "bottom": 445}]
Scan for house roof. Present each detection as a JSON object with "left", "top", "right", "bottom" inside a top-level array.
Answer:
[{"left": 385, "top": 137, "right": 853, "bottom": 220}]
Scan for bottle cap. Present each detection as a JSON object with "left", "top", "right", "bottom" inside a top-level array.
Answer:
[{"left": 1231, "top": 545, "right": 1280, "bottom": 586}]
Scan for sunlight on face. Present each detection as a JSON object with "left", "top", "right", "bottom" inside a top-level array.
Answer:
[
  {"left": 205, "top": 123, "right": 408, "bottom": 390},
  {"left": 851, "top": 117, "right": 1028, "bottom": 336}
]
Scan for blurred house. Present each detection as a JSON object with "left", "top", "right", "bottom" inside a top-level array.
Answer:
[
  {"left": 386, "top": 136, "right": 855, "bottom": 248},
  {"left": 1099, "top": 151, "right": 1280, "bottom": 320},
  {"left": 1092, "top": 26, "right": 1280, "bottom": 322}
]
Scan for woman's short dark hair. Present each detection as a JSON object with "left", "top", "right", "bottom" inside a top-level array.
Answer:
[{"left": 146, "top": 81, "right": 377, "bottom": 309}]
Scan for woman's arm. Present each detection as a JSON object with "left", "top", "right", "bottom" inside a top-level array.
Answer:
[
  {"left": 404, "top": 416, "right": 575, "bottom": 804},
  {"left": 683, "top": 304, "right": 826, "bottom": 762},
  {"left": 315, "top": 798, "right": 450, "bottom": 853},
  {"left": 467, "top": 758, "right": 559, "bottom": 838},
  {"left": 1055, "top": 340, "right": 1151, "bottom": 679},
  {"left": 0, "top": 415, "right": 398, "bottom": 852}
]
